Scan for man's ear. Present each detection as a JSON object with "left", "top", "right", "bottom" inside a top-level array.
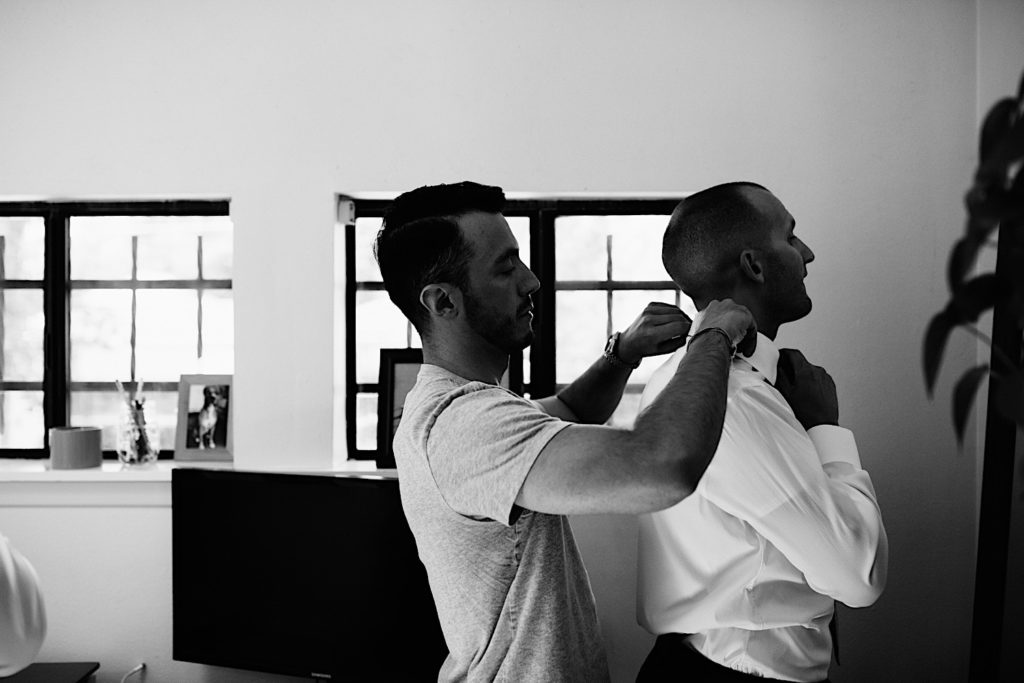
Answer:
[
  {"left": 739, "top": 249, "right": 765, "bottom": 284},
  {"left": 419, "top": 284, "right": 461, "bottom": 320}
]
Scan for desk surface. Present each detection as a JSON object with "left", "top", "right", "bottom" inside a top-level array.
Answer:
[{"left": 0, "top": 662, "right": 100, "bottom": 683}]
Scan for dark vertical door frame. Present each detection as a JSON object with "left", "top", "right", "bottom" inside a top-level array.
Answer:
[{"left": 969, "top": 219, "right": 1022, "bottom": 683}]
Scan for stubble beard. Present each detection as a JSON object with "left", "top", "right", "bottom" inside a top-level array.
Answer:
[{"left": 464, "top": 290, "right": 534, "bottom": 353}]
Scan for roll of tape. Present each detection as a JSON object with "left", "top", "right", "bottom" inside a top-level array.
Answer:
[{"left": 49, "top": 426, "right": 103, "bottom": 469}]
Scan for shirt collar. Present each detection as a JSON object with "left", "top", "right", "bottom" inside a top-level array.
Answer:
[
  {"left": 690, "top": 309, "right": 779, "bottom": 386},
  {"left": 737, "top": 332, "right": 779, "bottom": 386}
]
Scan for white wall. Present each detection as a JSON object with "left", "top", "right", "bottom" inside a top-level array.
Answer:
[{"left": 2, "top": 1, "right": 1022, "bottom": 681}]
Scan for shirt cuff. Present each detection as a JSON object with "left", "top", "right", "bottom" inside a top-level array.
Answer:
[{"left": 807, "top": 425, "right": 861, "bottom": 469}]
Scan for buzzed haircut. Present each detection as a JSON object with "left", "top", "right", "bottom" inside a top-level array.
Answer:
[
  {"left": 662, "top": 181, "right": 771, "bottom": 305},
  {"left": 374, "top": 181, "right": 505, "bottom": 333}
]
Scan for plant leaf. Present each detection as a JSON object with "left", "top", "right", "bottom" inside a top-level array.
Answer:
[
  {"left": 980, "top": 97, "right": 1018, "bottom": 164},
  {"left": 977, "top": 116, "right": 1024, "bottom": 185},
  {"left": 965, "top": 213, "right": 1000, "bottom": 239},
  {"left": 924, "top": 310, "right": 956, "bottom": 395},
  {"left": 953, "top": 364, "right": 990, "bottom": 445},
  {"left": 966, "top": 182, "right": 1024, "bottom": 223},
  {"left": 950, "top": 273, "right": 1001, "bottom": 324},
  {"left": 947, "top": 235, "right": 986, "bottom": 290}
]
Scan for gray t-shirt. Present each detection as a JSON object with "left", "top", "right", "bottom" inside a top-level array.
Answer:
[{"left": 394, "top": 364, "right": 610, "bottom": 683}]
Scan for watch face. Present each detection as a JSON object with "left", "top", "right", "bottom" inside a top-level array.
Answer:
[{"left": 605, "top": 333, "right": 618, "bottom": 356}]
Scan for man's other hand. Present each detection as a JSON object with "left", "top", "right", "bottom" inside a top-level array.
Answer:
[
  {"left": 617, "top": 302, "right": 693, "bottom": 365},
  {"left": 774, "top": 348, "right": 839, "bottom": 429}
]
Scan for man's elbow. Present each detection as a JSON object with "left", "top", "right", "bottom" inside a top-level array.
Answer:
[
  {"left": 636, "top": 454, "right": 704, "bottom": 513},
  {"left": 837, "top": 582, "right": 884, "bottom": 608},
  {"left": 833, "top": 560, "right": 887, "bottom": 608}
]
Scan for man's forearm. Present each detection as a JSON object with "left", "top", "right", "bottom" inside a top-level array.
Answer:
[
  {"left": 553, "top": 355, "right": 634, "bottom": 424},
  {"left": 634, "top": 332, "right": 732, "bottom": 487}
]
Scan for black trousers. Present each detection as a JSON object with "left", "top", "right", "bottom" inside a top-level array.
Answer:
[{"left": 636, "top": 634, "right": 831, "bottom": 683}]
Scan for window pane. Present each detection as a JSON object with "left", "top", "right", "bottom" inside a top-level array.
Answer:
[
  {"left": 556, "top": 291, "right": 607, "bottom": 384},
  {"left": 555, "top": 215, "right": 669, "bottom": 281},
  {"left": 136, "top": 290, "right": 198, "bottom": 381},
  {"left": 507, "top": 217, "right": 530, "bottom": 269},
  {"left": 200, "top": 223, "right": 234, "bottom": 279},
  {"left": 356, "top": 392, "right": 377, "bottom": 451},
  {"left": 137, "top": 231, "right": 198, "bottom": 280},
  {"left": 355, "top": 218, "right": 383, "bottom": 282},
  {"left": 70, "top": 218, "right": 134, "bottom": 279},
  {"left": 356, "top": 290, "right": 416, "bottom": 384},
  {"left": 70, "top": 390, "right": 176, "bottom": 452},
  {"left": 555, "top": 217, "right": 609, "bottom": 280},
  {"left": 2, "top": 289, "right": 44, "bottom": 381},
  {"left": 71, "top": 215, "right": 232, "bottom": 280},
  {"left": 608, "top": 216, "right": 671, "bottom": 281},
  {"left": 611, "top": 290, "right": 679, "bottom": 385},
  {"left": 70, "top": 290, "right": 133, "bottom": 381},
  {"left": 0, "top": 218, "right": 44, "bottom": 280},
  {"left": 0, "top": 391, "right": 43, "bottom": 447},
  {"left": 199, "top": 290, "right": 234, "bottom": 374}
]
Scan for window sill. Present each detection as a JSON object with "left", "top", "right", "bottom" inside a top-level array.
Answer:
[
  {"left": 0, "top": 459, "right": 226, "bottom": 483},
  {"left": 0, "top": 459, "right": 393, "bottom": 507}
]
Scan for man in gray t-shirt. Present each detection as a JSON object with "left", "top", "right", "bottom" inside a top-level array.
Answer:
[
  {"left": 375, "top": 181, "right": 755, "bottom": 681},
  {"left": 396, "top": 366, "right": 601, "bottom": 681}
]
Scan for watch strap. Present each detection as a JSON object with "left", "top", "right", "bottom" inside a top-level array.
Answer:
[{"left": 604, "top": 331, "right": 641, "bottom": 369}]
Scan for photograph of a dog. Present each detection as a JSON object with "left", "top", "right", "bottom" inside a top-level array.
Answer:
[{"left": 185, "top": 384, "right": 230, "bottom": 449}]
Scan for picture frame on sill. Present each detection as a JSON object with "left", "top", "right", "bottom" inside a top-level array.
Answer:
[
  {"left": 376, "top": 348, "right": 423, "bottom": 469},
  {"left": 175, "top": 374, "right": 233, "bottom": 462}
]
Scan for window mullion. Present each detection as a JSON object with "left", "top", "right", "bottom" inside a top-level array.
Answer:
[
  {"left": 42, "top": 207, "right": 70, "bottom": 444},
  {"left": 605, "top": 234, "right": 613, "bottom": 340},
  {"left": 345, "top": 220, "right": 359, "bottom": 459},
  {"left": 130, "top": 235, "right": 138, "bottom": 382},
  {"left": 530, "top": 209, "right": 556, "bottom": 398},
  {"left": 197, "top": 235, "right": 204, "bottom": 359}
]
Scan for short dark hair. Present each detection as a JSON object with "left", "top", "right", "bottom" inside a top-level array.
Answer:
[
  {"left": 374, "top": 181, "right": 505, "bottom": 333},
  {"left": 662, "top": 181, "right": 771, "bottom": 305}
]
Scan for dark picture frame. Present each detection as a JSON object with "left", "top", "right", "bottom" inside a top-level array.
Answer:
[
  {"left": 376, "top": 349, "right": 423, "bottom": 469},
  {"left": 175, "top": 374, "right": 233, "bottom": 462}
]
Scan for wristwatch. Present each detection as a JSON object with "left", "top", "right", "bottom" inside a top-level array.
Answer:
[{"left": 603, "top": 331, "right": 641, "bottom": 369}]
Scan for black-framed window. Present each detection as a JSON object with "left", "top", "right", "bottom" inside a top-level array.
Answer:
[
  {"left": 0, "top": 200, "right": 232, "bottom": 458},
  {"left": 343, "top": 196, "right": 693, "bottom": 461}
]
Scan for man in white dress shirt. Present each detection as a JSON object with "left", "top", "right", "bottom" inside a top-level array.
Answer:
[{"left": 636, "top": 182, "right": 888, "bottom": 683}]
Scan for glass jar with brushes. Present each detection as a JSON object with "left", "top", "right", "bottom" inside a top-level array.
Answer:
[{"left": 114, "top": 379, "right": 159, "bottom": 465}]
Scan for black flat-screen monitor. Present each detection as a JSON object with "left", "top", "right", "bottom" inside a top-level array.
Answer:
[{"left": 172, "top": 468, "right": 448, "bottom": 681}]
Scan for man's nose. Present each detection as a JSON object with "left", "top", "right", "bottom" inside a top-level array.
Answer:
[
  {"left": 522, "top": 266, "right": 541, "bottom": 295},
  {"left": 802, "top": 241, "right": 815, "bottom": 264}
]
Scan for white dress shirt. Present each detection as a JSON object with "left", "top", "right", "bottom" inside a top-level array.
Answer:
[{"left": 637, "top": 330, "right": 887, "bottom": 682}]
